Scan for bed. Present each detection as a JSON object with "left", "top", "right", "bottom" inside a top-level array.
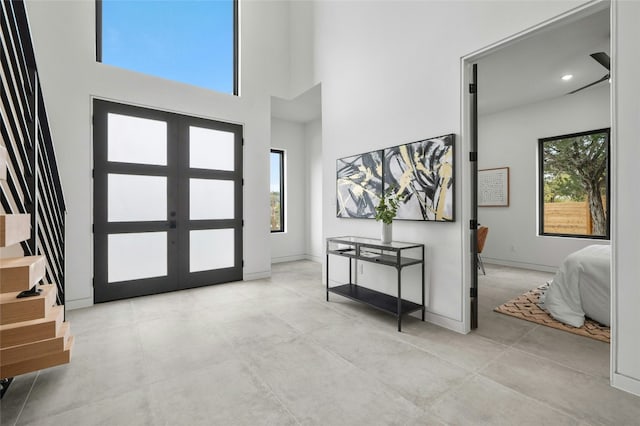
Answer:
[{"left": 539, "top": 245, "right": 611, "bottom": 327}]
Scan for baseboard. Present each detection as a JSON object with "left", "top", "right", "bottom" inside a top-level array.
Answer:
[
  {"left": 612, "top": 372, "right": 640, "bottom": 397},
  {"left": 483, "top": 257, "right": 557, "bottom": 273},
  {"left": 272, "top": 254, "right": 323, "bottom": 264},
  {"left": 243, "top": 270, "right": 271, "bottom": 281},
  {"left": 422, "top": 310, "right": 467, "bottom": 334},
  {"left": 271, "top": 254, "right": 307, "bottom": 264},
  {"left": 66, "top": 297, "right": 93, "bottom": 310},
  {"left": 305, "top": 254, "right": 322, "bottom": 263}
]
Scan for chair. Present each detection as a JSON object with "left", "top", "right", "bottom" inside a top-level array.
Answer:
[{"left": 477, "top": 226, "right": 489, "bottom": 275}]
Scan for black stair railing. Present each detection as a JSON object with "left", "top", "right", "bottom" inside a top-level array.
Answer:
[{"left": 0, "top": 0, "right": 66, "bottom": 304}]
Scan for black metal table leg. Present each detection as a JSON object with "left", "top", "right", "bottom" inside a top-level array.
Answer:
[
  {"left": 421, "top": 246, "right": 425, "bottom": 321},
  {"left": 326, "top": 253, "right": 329, "bottom": 301},
  {"left": 397, "top": 266, "right": 402, "bottom": 332}
]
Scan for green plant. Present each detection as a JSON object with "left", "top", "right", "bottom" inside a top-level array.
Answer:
[{"left": 375, "top": 187, "right": 404, "bottom": 224}]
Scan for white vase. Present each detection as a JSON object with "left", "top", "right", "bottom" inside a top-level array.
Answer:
[{"left": 381, "top": 222, "right": 392, "bottom": 244}]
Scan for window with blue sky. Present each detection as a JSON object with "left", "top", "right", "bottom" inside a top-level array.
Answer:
[{"left": 99, "top": 0, "right": 237, "bottom": 95}]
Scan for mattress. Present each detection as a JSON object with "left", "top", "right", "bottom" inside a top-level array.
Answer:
[{"left": 540, "top": 245, "right": 611, "bottom": 327}]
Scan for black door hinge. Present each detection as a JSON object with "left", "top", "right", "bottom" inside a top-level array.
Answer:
[
  {"left": 92, "top": 224, "right": 95, "bottom": 233},
  {"left": 469, "top": 151, "right": 477, "bottom": 162},
  {"left": 470, "top": 219, "right": 478, "bottom": 230},
  {"left": 242, "top": 260, "right": 244, "bottom": 267},
  {"left": 470, "top": 287, "right": 477, "bottom": 298},
  {"left": 469, "top": 83, "right": 477, "bottom": 94},
  {"left": 242, "top": 219, "right": 244, "bottom": 226}
]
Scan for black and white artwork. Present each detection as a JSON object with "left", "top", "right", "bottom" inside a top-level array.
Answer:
[
  {"left": 384, "top": 134, "right": 455, "bottom": 221},
  {"left": 336, "top": 150, "right": 383, "bottom": 218}
]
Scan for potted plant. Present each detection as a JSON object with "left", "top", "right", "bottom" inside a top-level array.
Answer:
[{"left": 375, "top": 187, "right": 404, "bottom": 243}]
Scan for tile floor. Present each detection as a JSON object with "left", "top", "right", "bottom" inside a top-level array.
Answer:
[{"left": 1, "top": 261, "right": 638, "bottom": 425}]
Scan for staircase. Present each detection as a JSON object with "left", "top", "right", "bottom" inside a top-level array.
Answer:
[
  {"left": 0, "top": 0, "right": 71, "bottom": 396},
  {"left": 1, "top": 174, "right": 73, "bottom": 380}
]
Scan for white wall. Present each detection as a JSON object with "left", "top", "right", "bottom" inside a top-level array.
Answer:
[
  {"left": 288, "top": 1, "right": 315, "bottom": 97},
  {"left": 304, "top": 117, "right": 323, "bottom": 262},
  {"left": 314, "top": 0, "right": 587, "bottom": 332},
  {"left": 25, "top": 0, "right": 298, "bottom": 308},
  {"left": 270, "top": 116, "right": 322, "bottom": 264},
  {"left": 612, "top": 0, "right": 640, "bottom": 397},
  {"left": 478, "top": 85, "right": 610, "bottom": 271},
  {"left": 270, "top": 118, "right": 306, "bottom": 263}
]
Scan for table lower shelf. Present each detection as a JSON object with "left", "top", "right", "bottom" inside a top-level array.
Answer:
[{"left": 328, "top": 284, "right": 423, "bottom": 317}]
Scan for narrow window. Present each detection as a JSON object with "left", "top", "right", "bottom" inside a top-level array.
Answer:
[
  {"left": 96, "top": 0, "right": 238, "bottom": 95},
  {"left": 539, "top": 128, "right": 610, "bottom": 239},
  {"left": 270, "top": 149, "right": 284, "bottom": 232}
]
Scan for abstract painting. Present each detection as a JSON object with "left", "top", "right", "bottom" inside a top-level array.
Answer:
[
  {"left": 383, "top": 134, "right": 455, "bottom": 221},
  {"left": 336, "top": 150, "right": 383, "bottom": 218}
]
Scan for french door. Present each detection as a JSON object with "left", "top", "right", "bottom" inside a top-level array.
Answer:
[{"left": 93, "top": 100, "right": 243, "bottom": 303}]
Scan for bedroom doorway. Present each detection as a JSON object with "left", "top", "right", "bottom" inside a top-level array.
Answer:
[{"left": 463, "top": 0, "right": 612, "bottom": 350}]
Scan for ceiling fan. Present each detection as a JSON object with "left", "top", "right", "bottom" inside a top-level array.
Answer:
[{"left": 568, "top": 52, "right": 610, "bottom": 94}]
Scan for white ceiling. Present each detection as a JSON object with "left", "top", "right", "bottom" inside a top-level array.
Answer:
[
  {"left": 271, "top": 9, "right": 609, "bottom": 120},
  {"left": 271, "top": 84, "right": 322, "bottom": 123},
  {"left": 477, "top": 8, "right": 610, "bottom": 115}
]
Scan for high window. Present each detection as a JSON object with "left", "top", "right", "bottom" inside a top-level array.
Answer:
[
  {"left": 96, "top": 0, "right": 238, "bottom": 95},
  {"left": 270, "top": 150, "right": 284, "bottom": 232},
  {"left": 539, "top": 128, "right": 610, "bottom": 239}
]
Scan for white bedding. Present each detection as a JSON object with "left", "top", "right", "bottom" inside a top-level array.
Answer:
[{"left": 540, "top": 245, "right": 610, "bottom": 327}]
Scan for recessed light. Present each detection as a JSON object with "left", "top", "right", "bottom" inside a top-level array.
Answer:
[{"left": 561, "top": 74, "right": 573, "bottom": 81}]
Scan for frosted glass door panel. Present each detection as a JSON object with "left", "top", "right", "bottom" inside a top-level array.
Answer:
[
  {"left": 190, "top": 179, "right": 234, "bottom": 220},
  {"left": 108, "top": 232, "right": 167, "bottom": 282},
  {"left": 190, "top": 229, "right": 234, "bottom": 272},
  {"left": 189, "top": 126, "right": 234, "bottom": 171},
  {"left": 107, "top": 113, "right": 167, "bottom": 165},
  {"left": 108, "top": 174, "right": 167, "bottom": 222}
]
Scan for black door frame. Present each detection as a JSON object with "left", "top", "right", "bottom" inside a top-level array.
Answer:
[
  {"left": 93, "top": 99, "right": 243, "bottom": 303},
  {"left": 470, "top": 64, "right": 479, "bottom": 330}
]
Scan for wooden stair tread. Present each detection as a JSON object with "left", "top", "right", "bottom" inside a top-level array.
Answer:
[
  {"left": 1, "top": 335, "right": 73, "bottom": 379},
  {"left": 0, "top": 255, "right": 46, "bottom": 293},
  {"left": 0, "top": 284, "right": 57, "bottom": 325},
  {"left": 0, "top": 256, "right": 45, "bottom": 269},
  {"left": 0, "top": 214, "right": 31, "bottom": 247},
  {"left": 0, "top": 305, "right": 64, "bottom": 348},
  {"left": 0, "top": 284, "right": 55, "bottom": 303},
  {"left": 1, "top": 322, "right": 70, "bottom": 366}
]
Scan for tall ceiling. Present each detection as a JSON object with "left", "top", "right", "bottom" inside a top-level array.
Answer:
[
  {"left": 477, "top": 8, "right": 610, "bottom": 115},
  {"left": 271, "top": 9, "right": 609, "bottom": 121}
]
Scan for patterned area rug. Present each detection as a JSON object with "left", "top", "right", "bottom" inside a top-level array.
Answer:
[{"left": 494, "top": 286, "right": 610, "bottom": 343}]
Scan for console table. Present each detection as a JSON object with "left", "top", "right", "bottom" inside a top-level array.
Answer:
[{"left": 326, "top": 236, "right": 425, "bottom": 331}]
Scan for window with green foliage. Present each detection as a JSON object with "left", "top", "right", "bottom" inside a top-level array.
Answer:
[
  {"left": 270, "top": 150, "right": 284, "bottom": 232},
  {"left": 539, "top": 128, "right": 610, "bottom": 239}
]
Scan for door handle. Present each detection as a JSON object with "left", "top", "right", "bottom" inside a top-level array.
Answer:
[{"left": 169, "top": 220, "right": 177, "bottom": 229}]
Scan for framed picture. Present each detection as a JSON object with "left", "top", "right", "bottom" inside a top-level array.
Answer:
[
  {"left": 336, "top": 150, "right": 383, "bottom": 218},
  {"left": 383, "top": 134, "right": 455, "bottom": 221},
  {"left": 478, "top": 167, "right": 510, "bottom": 207}
]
